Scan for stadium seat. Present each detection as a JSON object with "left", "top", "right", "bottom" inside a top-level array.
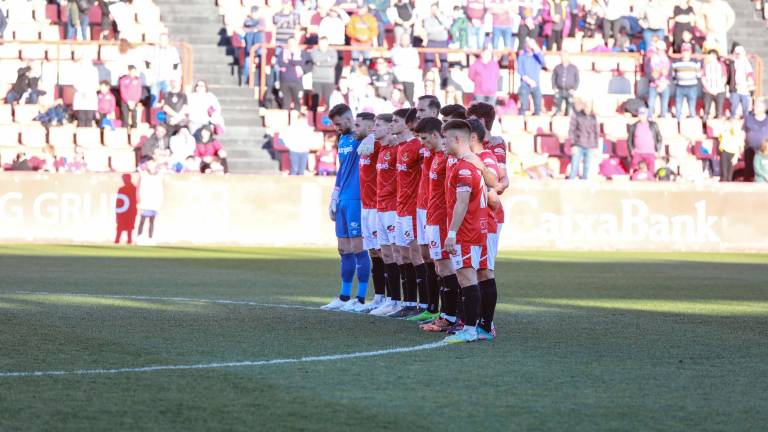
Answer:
[
  {"left": 617, "top": 57, "right": 638, "bottom": 73},
  {"left": 20, "top": 44, "right": 47, "bottom": 61},
  {"left": 500, "top": 115, "right": 525, "bottom": 134},
  {"left": 13, "top": 105, "right": 39, "bottom": 124},
  {"left": 72, "top": 44, "right": 99, "bottom": 62},
  {"left": 13, "top": 26, "right": 40, "bottom": 41},
  {"left": 45, "top": 3, "right": 60, "bottom": 23},
  {"left": 49, "top": 126, "right": 76, "bottom": 149},
  {"left": 550, "top": 116, "right": 570, "bottom": 139},
  {"left": 507, "top": 132, "right": 535, "bottom": 155},
  {"left": 0, "top": 104, "right": 13, "bottom": 124},
  {"left": 103, "top": 128, "right": 130, "bottom": 148},
  {"left": 0, "top": 43, "right": 21, "bottom": 60},
  {"left": 109, "top": 148, "right": 137, "bottom": 172},
  {"left": 612, "top": 139, "right": 630, "bottom": 158},
  {"left": 705, "top": 118, "right": 727, "bottom": 138},
  {"left": 40, "top": 25, "right": 61, "bottom": 42},
  {"left": 264, "top": 109, "right": 289, "bottom": 130},
  {"left": 99, "top": 45, "right": 121, "bottom": 62},
  {"left": 57, "top": 61, "right": 78, "bottom": 85},
  {"left": 602, "top": 116, "right": 630, "bottom": 140},
  {"left": 535, "top": 134, "right": 563, "bottom": 157},
  {"left": 0, "top": 61, "right": 25, "bottom": 84},
  {"left": 657, "top": 118, "right": 680, "bottom": 141},
  {"left": 593, "top": 57, "right": 618, "bottom": 72},
  {"left": 129, "top": 125, "right": 152, "bottom": 147},
  {"left": 526, "top": 116, "right": 551, "bottom": 135},
  {"left": 680, "top": 117, "right": 704, "bottom": 140},
  {"left": 75, "top": 127, "right": 102, "bottom": 148},
  {"left": 82, "top": 147, "right": 110, "bottom": 171},
  {"left": 20, "top": 124, "right": 47, "bottom": 148},
  {"left": 0, "top": 124, "right": 21, "bottom": 145},
  {"left": 46, "top": 44, "right": 73, "bottom": 60}
]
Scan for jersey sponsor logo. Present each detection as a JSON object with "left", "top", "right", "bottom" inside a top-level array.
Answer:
[
  {"left": 376, "top": 162, "right": 390, "bottom": 170},
  {"left": 360, "top": 157, "right": 372, "bottom": 165},
  {"left": 458, "top": 169, "right": 471, "bottom": 176},
  {"left": 350, "top": 221, "right": 359, "bottom": 229},
  {"left": 396, "top": 163, "right": 409, "bottom": 171},
  {"left": 383, "top": 152, "right": 391, "bottom": 160},
  {"left": 483, "top": 158, "right": 495, "bottom": 165},
  {"left": 429, "top": 171, "right": 439, "bottom": 180},
  {"left": 338, "top": 145, "right": 354, "bottom": 155},
  {"left": 387, "top": 224, "right": 396, "bottom": 233},
  {"left": 494, "top": 148, "right": 504, "bottom": 155}
]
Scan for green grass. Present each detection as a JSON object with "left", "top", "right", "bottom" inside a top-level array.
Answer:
[{"left": 1, "top": 245, "right": 767, "bottom": 431}]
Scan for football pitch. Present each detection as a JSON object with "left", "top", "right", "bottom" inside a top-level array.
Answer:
[{"left": 1, "top": 245, "right": 766, "bottom": 431}]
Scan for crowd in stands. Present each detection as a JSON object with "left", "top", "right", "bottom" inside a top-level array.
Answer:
[{"left": 226, "top": 0, "right": 768, "bottom": 182}]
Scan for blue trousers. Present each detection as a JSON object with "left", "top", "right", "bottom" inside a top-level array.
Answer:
[
  {"left": 648, "top": 86, "right": 670, "bottom": 117},
  {"left": 67, "top": 15, "right": 89, "bottom": 40},
  {"left": 675, "top": 85, "right": 698, "bottom": 120},
  {"left": 518, "top": 82, "right": 542, "bottom": 115},
  {"left": 492, "top": 26, "right": 514, "bottom": 50},
  {"left": 467, "top": 25, "right": 485, "bottom": 50},
  {"left": 569, "top": 146, "right": 593, "bottom": 180},
  {"left": 730, "top": 93, "right": 750, "bottom": 119}
]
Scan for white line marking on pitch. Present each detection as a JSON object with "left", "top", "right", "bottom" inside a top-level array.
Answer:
[{"left": 1, "top": 292, "right": 450, "bottom": 379}]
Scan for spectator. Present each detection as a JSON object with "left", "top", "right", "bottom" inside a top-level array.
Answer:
[
  {"left": 141, "top": 124, "right": 171, "bottom": 160},
  {"left": 420, "top": 3, "right": 451, "bottom": 78},
  {"left": 638, "top": 0, "right": 669, "bottom": 52},
  {"left": 389, "top": 0, "right": 417, "bottom": 44},
  {"left": 0, "top": 6, "right": 6, "bottom": 39},
  {"left": 672, "top": 0, "right": 696, "bottom": 53},
  {"left": 583, "top": 0, "right": 600, "bottom": 38},
  {"left": 701, "top": 49, "right": 727, "bottom": 121},
  {"left": 677, "top": 29, "right": 700, "bottom": 55},
  {"left": 194, "top": 126, "right": 228, "bottom": 173},
  {"left": 728, "top": 45, "right": 754, "bottom": 120},
  {"left": 628, "top": 106, "right": 662, "bottom": 173},
  {"left": 608, "top": 70, "right": 633, "bottom": 95},
  {"left": 546, "top": 0, "right": 569, "bottom": 52},
  {"left": 119, "top": 65, "right": 143, "bottom": 129},
  {"left": 568, "top": 98, "right": 600, "bottom": 180},
  {"left": 277, "top": 37, "right": 309, "bottom": 112},
  {"left": 316, "top": 134, "right": 338, "bottom": 175},
  {"left": 487, "top": 0, "right": 514, "bottom": 50},
  {"left": 136, "top": 158, "right": 164, "bottom": 245},
  {"left": 754, "top": 140, "right": 768, "bottom": 182},
  {"left": 346, "top": 3, "right": 379, "bottom": 65},
  {"left": 161, "top": 80, "right": 189, "bottom": 134},
  {"left": 310, "top": 37, "right": 339, "bottom": 111},
  {"left": 187, "top": 80, "right": 222, "bottom": 134},
  {"left": 449, "top": 6, "right": 469, "bottom": 49},
  {"left": 98, "top": 0, "right": 116, "bottom": 40},
  {"left": 34, "top": 99, "right": 69, "bottom": 128},
  {"left": 273, "top": 0, "right": 301, "bottom": 46},
  {"left": 391, "top": 34, "right": 420, "bottom": 105},
  {"left": 743, "top": 98, "right": 768, "bottom": 181},
  {"left": 282, "top": 111, "right": 314, "bottom": 175},
  {"left": 698, "top": 0, "right": 735, "bottom": 57},
  {"left": 718, "top": 118, "right": 744, "bottom": 182},
  {"left": 601, "top": 0, "right": 629, "bottom": 48},
  {"left": 110, "top": 39, "right": 144, "bottom": 86},
  {"left": 243, "top": 6, "right": 266, "bottom": 59},
  {"left": 97, "top": 80, "right": 117, "bottom": 129},
  {"left": 671, "top": 44, "right": 700, "bottom": 120},
  {"left": 552, "top": 51, "right": 579, "bottom": 115},
  {"left": 74, "top": 55, "right": 99, "bottom": 127},
  {"left": 464, "top": 0, "right": 485, "bottom": 50},
  {"left": 25, "top": 76, "right": 46, "bottom": 105},
  {"left": 517, "top": 38, "right": 545, "bottom": 116},
  {"left": 5, "top": 65, "right": 31, "bottom": 106},
  {"left": 631, "top": 160, "right": 654, "bottom": 181},
  {"left": 68, "top": 0, "right": 94, "bottom": 40},
  {"left": 144, "top": 33, "right": 181, "bottom": 108},
  {"left": 169, "top": 126, "right": 197, "bottom": 170},
  {"left": 370, "top": 57, "right": 397, "bottom": 99},
  {"left": 468, "top": 47, "right": 500, "bottom": 104},
  {"left": 366, "top": 0, "right": 390, "bottom": 47},
  {"left": 646, "top": 41, "right": 671, "bottom": 118},
  {"left": 318, "top": 7, "right": 351, "bottom": 46},
  {"left": 517, "top": 4, "right": 538, "bottom": 49}
]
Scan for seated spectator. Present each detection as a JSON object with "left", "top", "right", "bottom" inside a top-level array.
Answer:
[
  {"left": 143, "top": 33, "right": 181, "bottom": 107},
  {"left": 310, "top": 37, "right": 339, "bottom": 110},
  {"left": 161, "top": 80, "right": 189, "bottom": 134},
  {"left": 97, "top": 81, "right": 117, "bottom": 130},
  {"left": 119, "top": 65, "right": 143, "bottom": 128},
  {"left": 646, "top": 41, "right": 671, "bottom": 118},
  {"left": 552, "top": 51, "right": 579, "bottom": 115},
  {"left": 517, "top": 39, "right": 545, "bottom": 116},
  {"left": 316, "top": 134, "right": 338, "bottom": 175},
  {"left": 388, "top": 0, "right": 416, "bottom": 44},
  {"left": 391, "top": 34, "right": 420, "bottom": 105},
  {"left": 728, "top": 45, "right": 754, "bottom": 120},
  {"left": 608, "top": 71, "right": 632, "bottom": 94},
  {"left": 701, "top": 50, "right": 727, "bottom": 121},
  {"left": 25, "top": 77, "right": 46, "bottom": 105},
  {"left": 194, "top": 126, "right": 228, "bottom": 173},
  {"left": 66, "top": 147, "right": 88, "bottom": 173},
  {"left": 186, "top": 80, "right": 221, "bottom": 134},
  {"left": 318, "top": 6, "right": 350, "bottom": 46},
  {"left": 468, "top": 47, "right": 500, "bottom": 105},
  {"left": 754, "top": 140, "right": 768, "bottom": 183},
  {"left": 74, "top": 55, "right": 99, "bottom": 127},
  {"left": 347, "top": 2, "right": 379, "bottom": 65},
  {"left": 631, "top": 160, "right": 654, "bottom": 181},
  {"left": 718, "top": 118, "right": 744, "bottom": 182},
  {"left": 6, "top": 65, "right": 31, "bottom": 106},
  {"left": 671, "top": 44, "right": 700, "bottom": 120},
  {"left": 34, "top": 99, "right": 69, "bottom": 128},
  {"left": 169, "top": 127, "right": 197, "bottom": 171},
  {"left": 568, "top": 98, "right": 600, "bottom": 180},
  {"left": 277, "top": 37, "right": 310, "bottom": 112},
  {"left": 628, "top": 107, "right": 662, "bottom": 173},
  {"left": 370, "top": 58, "right": 396, "bottom": 100},
  {"left": 141, "top": 124, "right": 171, "bottom": 161}
]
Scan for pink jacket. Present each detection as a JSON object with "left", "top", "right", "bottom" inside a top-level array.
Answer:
[{"left": 469, "top": 59, "right": 500, "bottom": 97}]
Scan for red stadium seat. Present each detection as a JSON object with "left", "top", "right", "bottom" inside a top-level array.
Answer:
[
  {"left": 46, "top": 4, "right": 60, "bottom": 23},
  {"left": 612, "top": 139, "right": 630, "bottom": 158},
  {"left": 535, "top": 134, "right": 563, "bottom": 157},
  {"left": 525, "top": 116, "right": 551, "bottom": 135}
]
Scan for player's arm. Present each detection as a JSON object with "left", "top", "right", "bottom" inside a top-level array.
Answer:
[
  {"left": 487, "top": 188, "right": 500, "bottom": 211},
  {"left": 329, "top": 141, "right": 342, "bottom": 221},
  {"left": 445, "top": 189, "right": 470, "bottom": 255},
  {"left": 464, "top": 153, "right": 499, "bottom": 190},
  {"left": 491, "top": 137, "right": 510, "bottom": 194}
]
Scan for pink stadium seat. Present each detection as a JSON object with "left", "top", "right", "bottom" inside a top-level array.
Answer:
[
  {"left": 0, "top": 104, "right": 13, "bottom": 124},
  {"left": 13, "top": 105, "right": 39, "bottom": 124},
  {"left": 0, "top": 43, "right": 21, "bottom": 60},
  {"left": 694, "top": 139, "right": 717, "bottom": 160},
  {"left": 103, "top": 128, "right": 130, "bottom": 148},
  {"left": 49, "top": 126, "right": 76, "bottom": 149},
  {"left": 500, "top": 115, "right": 525, "bottom": 134},
  {"left": 551, "top": 116, "right": 570, "bottom": 139},
  {"left": 21, "top": 125, "right": 47, "bottom": 148},
  {"left": 109, "top": 148, "right": 137, "bottom": 172},
  {"left": 525, "top": 116, "right": 551, "bottom": 135},
  {"left": 46, "top": 4, "right": 60, "bottom": 23},
  {"left": 0, "top": 124, "right": 21, "bottom": 145},
  {"left": 82, "top": 147, "right": 110, "bottom": 171},
  {"left": 75, "top": 127, "right": 102, "bottom": 148},
  {"left": 535, "top": 134, "right": 563, "bottom": 157},
  {"left": 612, "top": 139, "right": 630, "bottom": 158}
]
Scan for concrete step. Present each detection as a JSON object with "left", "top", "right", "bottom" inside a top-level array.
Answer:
[
  {"left": 226, "top": 158, "right": 280, "bottom": 174},
  {"left": 222, "top": 125, "right": 267, "bottom": 138}
]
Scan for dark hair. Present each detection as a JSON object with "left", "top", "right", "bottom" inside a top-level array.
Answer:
[
  {"left": 357, "top": 112, "right": 375, "bottom": 122},
  {"left": 99, "top": 80, "right": 110, "bottom": 87},
  {"left": 442, "top": 119, "right": 472, "bottom": 136},
  {"left": 413, "top": 117, "right": 443, "bottom": 134},
  {"left": 467, "top": 102, "right": 496, "bottom": 131},
  {"left": 375, "top": 113, "right": 394, "bottom": 123},
  {"left": 127, "top": 65, "right": 137, "bottom": 71},
  {"left": 706, "top": 49, "right": 719, "bottom": 56},
  {"left": 440, "top": 104, "right": 467, "bottom": 120},
  {"left": 467, "top": 118, "right": 486, "bottom": 143},
  {"left": 405, "top": 108, "right": 418, "bottom": 125},
  {"left": 418, "top": 95, "right": 441, "bottom": 112},
  {"left": 393, "top": 108, "right": 411, "bottom": 119},
  {"left": 329, "top": 103, "right": 352, "bottom": 119}
]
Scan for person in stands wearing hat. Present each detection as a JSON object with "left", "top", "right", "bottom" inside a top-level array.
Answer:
[
  {"left": 671, "top": 43, "right": 701, "bottom": 121},
  {"left": 628, "top": 106, "right": 663, "bottom": 174}
]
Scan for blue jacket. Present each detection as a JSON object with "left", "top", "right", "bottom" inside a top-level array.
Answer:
[{"left": 517, "top": 50, "right": 545, "bottom": 87}]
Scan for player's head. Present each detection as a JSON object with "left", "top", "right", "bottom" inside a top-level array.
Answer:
[
  {"left": 466, "top": 102, "right": 496, "bottom": 132},
  {"left": 354, "top": 112, "right": 375, "bottom": 140},
  {"left": 405, "top": 108, "right": 418, "bottom": 130},
  {"left": 373, "top": 113, "right": 394, "bottom": 141},
  {"left": 329, "top": 103, "right": 354, "bottom": 135},
  {"left": 416, "top": 95, "right": 441, "bottom": 122},
  {"left": 413, "top": 117, "right": 444, "bottom": 150},
  {"left": 391, "top": 108, "right": 411, "bottom": 136},
  {"left": 466, "top": 118, "right": 486, "bottom": 152},
  {"left": 442, "top": 120, "right": 471, "bottom": 156},
  {"left": 440, "top": 104, "right": 467, "bottom": 121}
]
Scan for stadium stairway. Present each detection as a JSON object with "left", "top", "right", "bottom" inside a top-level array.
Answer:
[
  {"left": 155, "top": 0, "right": 278, "bottom": 173},
  {"left": 729, "top": 0, "right": 768, "bottom": 94}
]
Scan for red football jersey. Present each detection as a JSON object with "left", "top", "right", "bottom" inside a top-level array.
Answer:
[
  {"left": 484, "top": 137, "right": 506, "bottom": 224},
  {"left": 477, "top": 149, "right": 500, "bottom": 234},
  {"left": 427, "top": 151, "right": 447, "bottom": 227},
  {"left": 359, "top": 141, "right": 381, "bottom": 209},
  {"left": 376, "top": 144, "right": 398, "bottom": 212},
  {"left": 446, "top": 159, "right": 487, "bottom": 246},
  {"left": 416, "top": 146, "right": 433, "bottom": 210},
  {"left": 396, "top": 137, "right": 422, "bottom": 217}
]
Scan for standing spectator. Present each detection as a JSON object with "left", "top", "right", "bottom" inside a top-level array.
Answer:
[
  {"left": 672, "top": 0, "right": 696, "bottom": 53},
  {"left": 366, "top": 0, "right": 391, "bottom": 48},
  {"left": 546, "top": 0, "right": 569, "bottom": 51},
  {"left": 697, "top": 0, "right": 735, "bottom": 57},
  {"left": 728, "top": 45, "right": 755, "bottom": 120},
  {"left": 568, "top": 98, "right": 600, "bottom": 179},
  {"left": 552, "top": 51, "right": 579, "bottom": 115},
  {"left": 186, "top": 80, "right": 221, "bottom": 134},
  {"left": 600, "top": 0, "right": 629, "bottom": 48},
  {"left": 242, "top": 7, "right": 266, "bottom": 84},
  {"left": 391, "top": 34, "right": 420, "bottom": 105},
  {"left": 638, "top": 0, "right": 670, "bottom": 52},
  {"left": 389, "top": 0, "right": 416, "bottom": 44},
  {"left": 517, "top": 39, "right": 545, "bottom": 116},
  {"left": 646, "top": 41, "right": 671, "bottom": 118},
  {"left": 0, "top": 6, "right": 6, "bottom": 39},
  {"left": 318, "top": 7, "right": 350, "bottom": 46},
  {"left": 99, "top": 0, "right": 116, "bottom": 40},
  {"left": 421, "top": 3, "right": 451, "bottom": 79},
  {"left": 68, "top": 0, "right": 94, "bottom": 40},
  {"left": 718, "top": 118, "right": 744, "bottom": 182},
  {"left": 468, "top": 47, "right": 500, "bottom": 104},
  {"left": 277, "top": 37, "right": 309, "bottom": 112},
  {"left": 73, "top": 55, "right": 99, "bottom": 127},
  {"left": 194, "top": 126, "right": 228, "bottom": 173},
  {"left": 517, "top": 4, "right": 538, "bottom": 49},
  {"left": 370, "top": 57, "right": 397, "bottom": 99},
  {"left": 141, "top": 124, "right": 171, "bottom": 160},
  {"left": 273, "top": 0, "right": 301, "bottom": 46},
  {"left": 465, "top": 0, "right": 485, "bottom": 49},
  {"left": 449, "top": 6, "right": 469, "bottom": 49},
  {"left": 136, "top": 158, "right": 164, "bottom": 245},
  {"left": 310, "top": 37, "right": 339, "bottom": 111},
  {"left": 742, "top": 98, "right": 768, "bottom": 181},
  {"left": 97, "top": 80, "right": 117, "bottom": 129},
  {"left": 487, "top": 0, "right": 514, "bottom": 50},
  {"left": 672, "top": 44, "right": 700, "bottom": 120},
  {"left": 316, "top": 134, "right": 338, "bottom": 175},
  {"left": 282, "top": 111, "right": 314, "bottom": 175},
  {"left": 119, "top": 65, "right": 142, "bottom": 129},
  {"left": 346, "top": 3, "right": 379, "bottom": 65},
  {"left": 143, "top": 33, "right": 181, "bottom": 108},
  {"left": 701, "top": 49, "right": 727, "bottom": 121},
  {"left": 628, "top": 106, "right": 662, "bottom": 173},
  {"left": 754, "top": 140, "right": 768, "bottom": 182},
  {"left": 161, "top": 80, "right": 188, "bottom": 134},
  {"left": 5, "top": 65, "right": 31, "bottom": 106}
]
